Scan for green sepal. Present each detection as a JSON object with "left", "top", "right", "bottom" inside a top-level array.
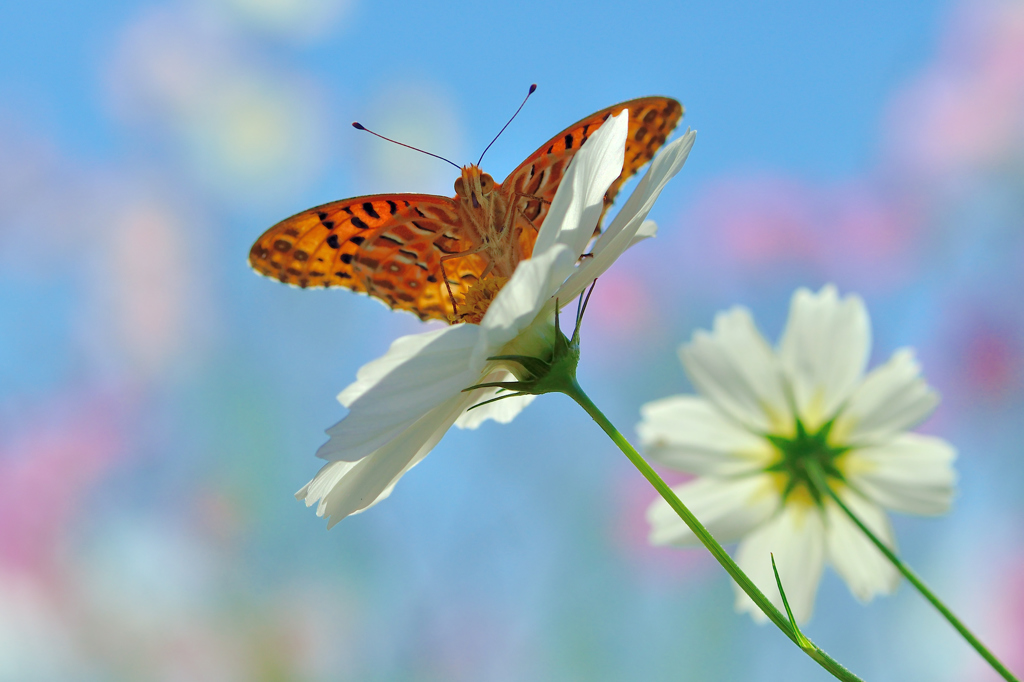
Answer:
[{"left": 460, "top": 283, "right": 597, "bottom": 407}]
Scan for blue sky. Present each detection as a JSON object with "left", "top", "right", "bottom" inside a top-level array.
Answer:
[{"left": 1, "top": 0, "right": 947, "bottom": 175}]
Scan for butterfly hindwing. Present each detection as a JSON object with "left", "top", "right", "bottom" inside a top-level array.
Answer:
[
  {"left": 248, "top": 194, "right": 484, "bottom": 320},
  {"left": 504, "top": 96, "right": 683, "bottom": 235},
  {"left": 605, "top": 97, "right": 684, "bottom": 214}
]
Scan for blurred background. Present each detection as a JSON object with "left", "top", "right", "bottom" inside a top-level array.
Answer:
[{"left": 1, "top": 0, "right": 1023, "bottom": 680}]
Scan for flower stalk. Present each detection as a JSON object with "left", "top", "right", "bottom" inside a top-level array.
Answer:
[
  {"left": 466, "top": 295, "right": 864, "bottom": 682},
  {"left": 566, "top": 381, "right": 861, "bottom": 682},
  {"left": 805, "top": 462, "right": 1020, "bottom": 682}
]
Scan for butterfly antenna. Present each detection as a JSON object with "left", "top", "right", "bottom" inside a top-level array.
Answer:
[
  {"left": 477, "top": 83, "right": 537, "bottom": 165},
  {"left": 351, "top": 122, "right": 460, "bottom": 170}
]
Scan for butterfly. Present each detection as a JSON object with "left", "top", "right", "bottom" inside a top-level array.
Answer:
[{"left": 249, "top": 96, "right": 683, "bottom": 322}]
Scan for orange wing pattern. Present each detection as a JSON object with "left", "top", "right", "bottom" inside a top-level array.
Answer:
[
  {"left": 249, "top": 195, "right": 489, "bottom": 320},
  {"left": 504, "top": 96, "right": 683, "bottom": 234},
  {"left": 250, "top": 95, "right": 684, "bottom": 322}
]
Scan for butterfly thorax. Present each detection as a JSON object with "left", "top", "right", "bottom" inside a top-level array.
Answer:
[{"left": 453, "top": 165, "right": 520, "bottom": 279}]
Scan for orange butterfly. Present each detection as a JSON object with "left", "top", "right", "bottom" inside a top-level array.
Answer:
[{"left": 249, "top": 95, "right": 683, "bottom": 322}]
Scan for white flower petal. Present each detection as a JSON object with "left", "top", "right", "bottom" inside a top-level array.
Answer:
[
  {"left": 628, "top": 219, "right": 658, "bottom": 248},
  {"left": 647, "top": 474, "right": 779, "bottom": 546},
  {"left": 336, "top": 325, "right": 452, "bottom": 407},
  {"left": 299, "top": 392, "right": 473, "bottom": 527},
  {"left": 558, "top": 130, "right": 696, "bottom": 304},
  {"left": 832, "top": 348, "right": 939, "bottom": 446},
  {"left": 824, "top": 488, "right": 900, "bottom": 602},
  {"left": 779, "top": 285, "right": 871, "bottom": 431},
  {"left": 296, "top": 459, "right": 357, "bottom": 511},
  {"left": 734, "top": 502, "right": 826, "bottom": 625},
  {"left": 594, "top": 129, "right": 696, "bottom": 256},
  {"left": 637, "top": 395, "right": 775, "bottom": 475},
  {"left": 475, "top": 244, "right": 576, "bottom": 367},
  {"left": 454, "top": 369, "right": 537, "bottom": 429},
  {"left": 680, "top": 307, "right": 793, "bottom": 435},
  {"left": 842, "top": 433, "right": 956, "bottom": 515},
  {"left": 532, "top": 111, "right": 628, "bottom": 261},
  {"left": 318, "top": 324, "right": 482, "bottom": 462}
]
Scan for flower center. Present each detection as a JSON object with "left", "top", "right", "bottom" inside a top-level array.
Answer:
[
  {"left": 448, "top": 276, "right": 509, "bottom": 325},
  {"left": 765, "top": 420, "right": 848, "bottom": 506}
]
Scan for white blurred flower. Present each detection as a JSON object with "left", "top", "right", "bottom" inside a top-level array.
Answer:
[
  {"left": 639, "top": 285, "right": 957, "bottom": 624},
  {"left": 212, "top": 0, "right": 353, "bottom": 43},
  {"left": 106, "top": 5, "right": 328, "bottom": 202},
  {"left": 298, "top": 113, "right": 697, "bottom": 527}
]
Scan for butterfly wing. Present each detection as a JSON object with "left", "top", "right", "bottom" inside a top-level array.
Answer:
[
  {"left": 502, "top": 96, "right": 683, "bottom": 245},
  {"left": 249, "top": 194, "right": 485, "bottom": 321},
  {"left": 250, "top": 98, "right": 683, "bottom": 318}
]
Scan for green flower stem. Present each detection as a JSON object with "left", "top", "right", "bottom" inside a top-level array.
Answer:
[
  {"left": 560, "top": 378, "right": 863, "bottom": 682},
  {"left": 806, "top": 463, "right": 1019, "bottom": 682}
]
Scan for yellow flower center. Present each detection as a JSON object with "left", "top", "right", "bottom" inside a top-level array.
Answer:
[
  {"left": 764, "top": 418, "right": 850, "bottom": 507},
  {"left": 448, "top": 276, "right": 509, "bottom": 325}
]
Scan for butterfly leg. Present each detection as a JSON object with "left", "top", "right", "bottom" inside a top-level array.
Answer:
[
  {"left": 514, "top": 192, "right": 551, "bottom": 205},
  {"left": 511, "top": 192, "right": 551, "bottom": 228}
]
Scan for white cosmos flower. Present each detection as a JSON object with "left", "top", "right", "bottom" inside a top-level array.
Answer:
[
  {"left": 639, "top": 285, "right": 957, "bottom": 624},
  {"left": 298, "top": 111, "right": 697, "bottom": 528}
]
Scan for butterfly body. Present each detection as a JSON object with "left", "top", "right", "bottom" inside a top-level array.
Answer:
[
  {"left": 250, "top": 96, "right": 683, "bottom": 321},
  {"left": 449, "top": 165, "right": 523, "bottom": 280}
]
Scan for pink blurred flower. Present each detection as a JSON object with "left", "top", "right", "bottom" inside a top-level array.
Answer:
[
  {"left": 97, "top": 197, "right": 202, "bottom": 379},
  {"left": 585, "top": 267, "right": 661, "bottom": 349},
  {"left": 679, "top": 175, "right": 922, "bottom": 293},
  {"left": 0, "top": 397, "right": 123, "bottom": 576},
  {"left": 885, "top": 0, "right": 1024, "bottom": 178},
  {"left": 985, "top": 555, "right": 1024, "bottom": 678},
  {"left": 0, "top": 124, "right": 209, "bottom": 385}
]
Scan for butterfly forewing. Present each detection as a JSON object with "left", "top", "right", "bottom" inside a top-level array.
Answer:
[
  {"left": 504, "top": 96, "right": 683, "bottom": 234},
  {"left": 249, "top": 194, "right": 488, "bottom": 320}
]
